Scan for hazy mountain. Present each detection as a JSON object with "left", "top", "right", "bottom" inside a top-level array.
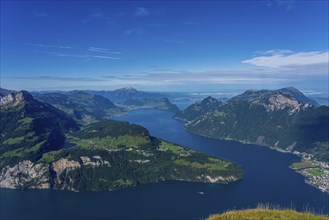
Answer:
[
  {"left": 175, "top": 96, "right": 222, "bottom": 122},
  {"left": 123, "top": 97, "right": 179, "bottom": 113},
  {"left": 85, "top": 87, "right": 166, "bottom": 104},
  {"left": 34, "top": 91, "right": 119, "bottom": 123}
]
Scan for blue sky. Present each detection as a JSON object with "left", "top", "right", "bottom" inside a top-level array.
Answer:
[{"left": 1, "top": 0, "right": 328, "bottom": 92}]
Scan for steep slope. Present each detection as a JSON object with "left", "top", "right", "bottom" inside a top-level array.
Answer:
[
  {"left": 278, "top": 87, "right": 320, "bottom": 107},
  {"left": 175, "top": 96, "right": 222, "bottom": 122},
  {"left": 0, "top": 90, "right": 78, "bottom": 168},
  {"left": 35, "top": 91, "right": 119, "bottom": 123},
  {"left": 0, "top": 120, "right": 243, "bottom": 191},
  {"left": 186, "top": 88, "right": 328, "bottom": 161}
]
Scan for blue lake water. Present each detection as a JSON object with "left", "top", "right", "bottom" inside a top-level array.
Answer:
[{"left": 1, "top": 109, "right": 328, "bottom": 220}]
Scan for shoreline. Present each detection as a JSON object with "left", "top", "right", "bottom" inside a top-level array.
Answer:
[{"left": 182, "top": 126, "right": 329, "bottom": 194}]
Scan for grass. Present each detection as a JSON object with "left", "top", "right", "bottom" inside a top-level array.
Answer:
[
  {"left": 159, "top": 142, "right": 192, "bottom": 156},
  {"left": 290, "top": 161, "right": 315, "bottom": 170},
  {"left": 306, "top": 168, "right": 323, "bottom": 177},
  {"left": 67, "top": 135, "right": 148, "bottom": 150},
  {"left": 208, "top": 208, "right": 329, "bottom": 220},
  {"left": 213, "top": 110, "right": 227, "bottom": 117},
  {"left": 1, "top": 141, "right": 46, "bottom": 158},
  {"left": 174, "top": 158, "right": 229, "bottom": 171},
  {"left": 3, "top": 136, "right": 25, "bottom": 145},
  {"left": 18, "top": 117, "right": 33, "bottom": 125},
  {"left": 38, "top": 150, "right": 63, "bottom": 163}
]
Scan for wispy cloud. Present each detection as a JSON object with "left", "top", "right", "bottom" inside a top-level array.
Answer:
[
  {"left": 31, "top": 44, "right": 73, "bottom": 49},
  {"left": 255, "top": 49, "right": 293, "bottom": 55},
  {"left": 29, "top": 44, "right": 121, "bottom": 60},
  {"left": 88, "top": 47, "right": 121, "bottom": 54},
  {"left": 242, "top": 50, "right": 329, "bottom": 68},
  {"left": 245, "top": 0, "right": 295, "bottom": 11},
  {"left": 10, "top": 76, "right": 104, "bottom": 82},
  {"left": 135, "top": 7, "right": 150, "bottom": 16},
  {"left": 48, "top": 52, "right": 120, "bottom": 60},
  {"left": 105, "top": 69, "right": 289, "bottom": 87},
  {"left": 275, "top": 0, "right": 295, "bottom": 10}
]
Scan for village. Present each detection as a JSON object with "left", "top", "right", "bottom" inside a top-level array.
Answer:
[{"left": 291, "top": 151, "right": 329, "bottom": 193}]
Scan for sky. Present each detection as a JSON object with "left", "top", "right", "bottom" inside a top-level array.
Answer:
[{"left": 1, "top": 0, "right": 328, "bottom": 92}]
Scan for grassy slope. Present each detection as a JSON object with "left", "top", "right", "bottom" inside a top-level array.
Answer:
[
  {"left": 34, "top": 120, "right": 243, "bottom": 191},
  {"left": 208, "top": 209, "right": 329, "bottom": 220}
]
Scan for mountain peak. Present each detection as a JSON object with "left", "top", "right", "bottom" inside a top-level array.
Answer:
[
  {"left": 278, "top": 87, "right": 319, "bottom": 106},
  {"left": 202, "top": 96, "right": 219, "bottom": 104},
  {"left": 0, "top": 90, "right": 34, "bottom": 107},
  {"left": 230, "top": 87, "right": 319, "bottom": 107}
]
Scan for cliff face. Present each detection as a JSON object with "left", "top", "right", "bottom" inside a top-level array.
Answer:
[
  {"left": 0, "top": 161, "right": 50, "bottom": 189},
  {"left": 0, "top": 156, "right": 111, "bottom": 191}
]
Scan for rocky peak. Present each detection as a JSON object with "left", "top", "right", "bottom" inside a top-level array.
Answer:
[
  {"left": 278, "top": 87, "right": 319, "bottom": 107},
  {"left": 0, "top": 88, "right": 14, "bottom": 97},
  {"left": 51, "top": 158, "right": 81, "bottom": 176},
  {"left": 263, "top": 93, "right": 311, "bottom": 115},
  {"left": 0, "top": 90, "right": 33, "bottom": 107},
  {"left": 201, "top": 96, "right": 220, "bottom": 105}
]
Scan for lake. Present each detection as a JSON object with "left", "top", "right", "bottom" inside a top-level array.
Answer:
[{"left": 1, "top": 109, "right": 328, "bottom": 220}]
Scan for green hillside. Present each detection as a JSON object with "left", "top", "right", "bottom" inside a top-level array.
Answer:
[
  {"left": 35, "top": 91, "right": 120, "bottom": 124},
  {"left": 208, "top": 209, "right": 329, "bottom": 220},
  {"left": 185, "top": 88, "right": 329, "bottom": 161},
  {"left": 0, "top": 89, "right": 243, "bottom": 191}
]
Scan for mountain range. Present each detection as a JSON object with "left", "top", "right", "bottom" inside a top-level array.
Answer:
[
  {"left": 176, "top": 87, "right": 328, "bottom": 162},
  {"left": 0, "top": 88, "right": 243, "bottom": 191}
]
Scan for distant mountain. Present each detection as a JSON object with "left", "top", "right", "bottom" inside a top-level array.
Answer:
[
  {"left": 0, "top": 88, "right": 14, "bottom": 97},
  {"left": 123, "top": 97, "right": 179, "bottom": 113},
  {"left": 85, "top": 87, "right": 166, "bottom": 104},
  {"left": 175, "top": 96, "right": 222, "bottom": 122},
  {"left": 0, "top": 89, "right": 243, "bottom": 191},
  {"left": 35, "top": 91, "right": 119, "bottom": 123},
  {"left": 230, "top": 87, "right": 320, "bottom": 106},
  {"left": 185, "top": 88, "right": 329, "bottom": 161},
  {"left": 0, "top": 90, "right": 78, "bottom": 168}
]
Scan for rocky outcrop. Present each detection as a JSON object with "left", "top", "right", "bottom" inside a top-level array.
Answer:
[
  {"left": 263, "top": 94, "right": 311, "bottom": 115},
  {"left": 79, "top": 156, "right": 110, "bottom": 167},
  {"left": 51, "top": 158, "right": 81, "bottom": 176},
  {"left": 0, "top": 156, "right": 111, "bottom": 191},
  {"left": 0, "top": 160, "right": 50, "bottom": 189},
  {"left": 0, "top": 91, "right": 32, "bottom": 107}
]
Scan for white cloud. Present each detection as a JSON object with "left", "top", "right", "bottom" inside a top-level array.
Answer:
[
  {"left": 242, "top": 51, "right": 329, "bottom": 68},
  {"left": 33, "top": 44, "right": 73, "bottom": 49},
  {"left": 88, "top": 47, "right": 121, "bottom": 54},
  {"left": 49, "top": 52, "right": 120, "bottom": 60}
]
